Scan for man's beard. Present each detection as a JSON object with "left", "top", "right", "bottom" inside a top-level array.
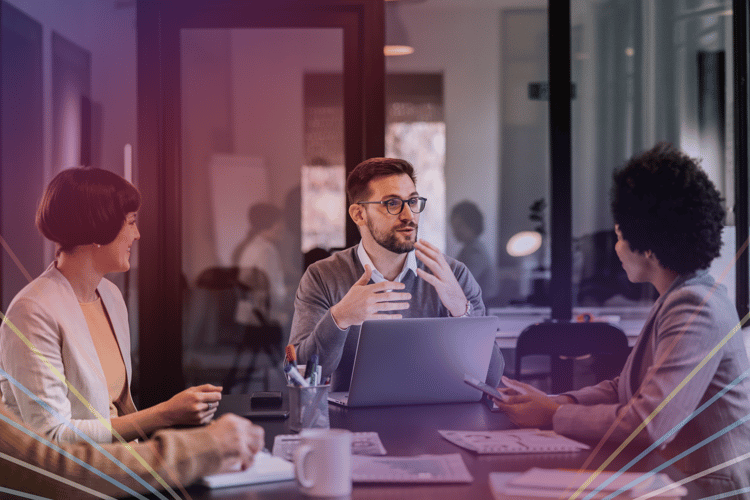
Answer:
[{"left": 367, "top": 219, "right": 418, "bottom": 254}]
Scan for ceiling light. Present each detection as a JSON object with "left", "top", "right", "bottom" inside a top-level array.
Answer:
[{"left": 385, "top": 2, "right": 414, "bottom": 56}]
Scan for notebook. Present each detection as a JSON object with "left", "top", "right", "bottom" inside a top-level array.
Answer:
[
  {"left": 199, "top": 451, "right": 294, "bottom": 488},
  {"left": 328, "top": 316, "right": 500, "bottom": 407}
]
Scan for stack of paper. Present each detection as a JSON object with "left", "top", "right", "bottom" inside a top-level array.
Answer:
[{"left": 489, "top": 468, "right": 688, "bottom": 500}]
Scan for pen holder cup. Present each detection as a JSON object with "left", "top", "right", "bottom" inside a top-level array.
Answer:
[{"left": 289, "top": 384, "right": 330, "bottom": 432}]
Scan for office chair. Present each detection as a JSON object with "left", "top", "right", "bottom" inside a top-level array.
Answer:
[
  {"left": 194, "top": 266, "right": 283, "bottom": 393},
  {"left": 514, "top": 321, "right": 630, "bottom": 394}
]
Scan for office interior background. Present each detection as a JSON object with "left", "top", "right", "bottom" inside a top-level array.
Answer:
[{"left": 1, "top": 0, "right": 748, "bottom": 405}]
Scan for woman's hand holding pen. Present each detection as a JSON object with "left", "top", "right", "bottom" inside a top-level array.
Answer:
[
  {"left": 491, "top": 377, "right": 562, "bottom": 428},
  {"left": 330, "top": 264, "right": 411, "bottom": 329}
]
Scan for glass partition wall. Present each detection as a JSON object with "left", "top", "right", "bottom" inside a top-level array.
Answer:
[
  {"left": 570, "top": 0, "right": 738, "bottom": 324},
  {"left": 3, "top": 0, "right": 747, "bottom": 405},
  {"left": 180, "top": 28, "right": 345, "bottom": 391},
  {"left": 136, "top": 0, "right": 385, "bottom": 405},
  {"left": 389, "top": 0, "right": 747, "bottom": 341}
]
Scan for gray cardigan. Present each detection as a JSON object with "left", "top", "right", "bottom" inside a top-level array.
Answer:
[
  {"left": 554, "top": 271, "right": 750, "bottom": 497},
  {"left": 289, "top": 245, "right": 485, "bottom": 391}
]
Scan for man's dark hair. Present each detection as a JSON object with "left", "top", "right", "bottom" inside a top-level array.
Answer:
[
  {"left": 36, "top": 167, "right": 141, "bottom": 254},
  {"left": 451, "top": 200, "right": 484, "bottom": 236},
  {"left": 611, "top": 142, "right": 724, "bottom": 274},
  {"left": 346, "top": 158, "right": 417, "bottom": 204}
]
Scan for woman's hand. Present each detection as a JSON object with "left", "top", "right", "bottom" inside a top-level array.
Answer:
[
  {"left": 492, "top": 377, "right": 561, "bottom": 428},
  {"left": 159, "top": 384, "right": 223, "bottom": 427},
  {"left": 210, "top": 414, "right": 265, "bottom": 472}
]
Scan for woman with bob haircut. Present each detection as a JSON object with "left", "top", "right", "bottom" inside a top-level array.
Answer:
[
  {"left": 0, "top": 167, "right": 223, "bottom": 444},
  {"left": 494, "top": 143, "right": 750, "bottom": 497}
]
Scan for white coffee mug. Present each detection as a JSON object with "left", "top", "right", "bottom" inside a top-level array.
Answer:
[{"left": 294, "top": 428, "right": 352, "bottom": 497}]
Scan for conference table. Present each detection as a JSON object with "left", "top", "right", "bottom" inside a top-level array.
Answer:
[{"left": 169, "top": 394, "right": 707, "bottom": 500}]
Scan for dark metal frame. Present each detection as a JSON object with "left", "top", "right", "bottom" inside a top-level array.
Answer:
[
  {"left": 136, "top": 0, "right": 385, "bottom": 406},
  {"left": 734, "top": 0, "right": 749, "bottom": 319},
  {"left": 548, "top": 0, "right": 573, "bottom": 320}
]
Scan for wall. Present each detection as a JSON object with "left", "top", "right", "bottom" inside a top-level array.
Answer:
[
  {"left": 5, "top": 0, "right": 136, "bottom": 181},
  {"left": 2, "top": 0, "right": 136, "bottom": 297}
]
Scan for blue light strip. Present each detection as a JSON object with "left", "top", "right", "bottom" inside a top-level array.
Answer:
[{"left": 0, "top": 368, "right": 164, "bottom": 500}]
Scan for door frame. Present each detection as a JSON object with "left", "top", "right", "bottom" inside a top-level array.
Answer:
[{"left": 136, "top": 0, "right": 385, "bottom": 406}]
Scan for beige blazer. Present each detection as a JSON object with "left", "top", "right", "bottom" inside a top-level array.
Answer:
[
  {"left": 0, "top": 262, "right": 135, "bottom": 443},
  {"left": 0, "top": 402, "right": 224, "bottom": 499}
]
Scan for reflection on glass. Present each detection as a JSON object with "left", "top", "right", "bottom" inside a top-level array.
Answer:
[
  {"left": 571, "top": 0, "right": 733, "bottom": 315},
  {"left": 180, "top": 27, "right": 344, "bottom": 392},
  {"left": 301, "top": 165, "right": 346, "bottom": 253},
  {"left": 386, "top": 121, "right": 446, "bottom": 252}
]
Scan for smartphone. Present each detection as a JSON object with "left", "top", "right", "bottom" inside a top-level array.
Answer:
[
  {"left": 250, "top": 391, "right": 283, "bottom": 409},
  {"left": 464, "top": 374, "right": 509, "bottom": 402},
  {"left": 244, "top": 409, "right": 290, "bottom": 420}
]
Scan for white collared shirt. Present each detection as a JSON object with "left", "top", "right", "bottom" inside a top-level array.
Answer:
[{"left": 356, "top": 241, "right": 417, "bottom": 283}]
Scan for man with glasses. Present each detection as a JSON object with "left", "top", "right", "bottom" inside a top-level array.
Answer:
[{"left": 289, "top": 158, "right": 486, "bottom": 391}]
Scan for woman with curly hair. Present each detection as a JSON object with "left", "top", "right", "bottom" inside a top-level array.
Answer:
[{"left": 495, "top": 143, "right": 750, "bottom": 497}]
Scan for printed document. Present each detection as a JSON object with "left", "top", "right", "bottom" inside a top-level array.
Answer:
[
  {"left": 439, "top": 428, "right": 589, "bottom": 454},
  {"left": 352, "top": 453, "right": 473, "bottom": 483},
  {"left": 272, "top": 432, "right": 387, "bottom": 461}
]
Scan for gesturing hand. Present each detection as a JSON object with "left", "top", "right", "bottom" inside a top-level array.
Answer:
[
  {"left": 414, "top": 240, "right": 468, "bottom": 317},
  {"left": 159, "top": 384, "right": 223, "bottom": 427},
  {"left": 330, "top": 265, "right": 411, "bottom": 329}
]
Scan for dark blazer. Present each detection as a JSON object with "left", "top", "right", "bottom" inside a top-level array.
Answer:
[{"left": 554, "top": 271, "right": 750, "bottom": 497}]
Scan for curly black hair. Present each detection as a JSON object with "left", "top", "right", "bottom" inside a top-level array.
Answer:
[{"left": 611, "top": 142, "right": 725, "bottom": 274}]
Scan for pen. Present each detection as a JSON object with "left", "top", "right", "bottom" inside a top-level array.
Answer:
[
  {"left": 304, "top": 354, "right": 316, "bottom": 384},
  {"left": 306, "top": 354, "right": 319, "bottom": 385},
  {"left": 284, "top": 364, "right": 310, "bottom": 387},
  {"left": 284, "top": 345, "right": 297, "bottom": 384},
  {"left": 285, "top": 344, "right": 296, "bottom": 366}
]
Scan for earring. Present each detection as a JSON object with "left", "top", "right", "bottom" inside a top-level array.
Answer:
[{"left": 96, "top": 244, "right": 101, "bottom": 248}]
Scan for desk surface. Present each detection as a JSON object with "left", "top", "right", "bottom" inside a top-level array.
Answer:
[{"left": 171, "top": 395, "right": 704, "bottom": 500}]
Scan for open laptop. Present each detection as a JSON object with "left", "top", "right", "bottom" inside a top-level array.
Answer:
[{"left": 328, "top": 316, "right": 500, "bottom": 407}]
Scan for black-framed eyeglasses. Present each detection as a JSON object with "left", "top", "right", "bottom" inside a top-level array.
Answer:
[{"left": 357, "top": 197, "right": 427, "bottom": 215}]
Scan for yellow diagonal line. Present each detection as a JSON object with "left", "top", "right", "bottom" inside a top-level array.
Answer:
[
  {"left": 0, "top": 310, "right": 181, "bottom": 499},
  {"left": 0, "top": 450, "right": 116, "bottom": 500},
  {"left": 567, "top": 312, "right": 750, "bottom": 500},
  {"left": 0, "top": 233, "right": 34, "bottom": 283}
]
